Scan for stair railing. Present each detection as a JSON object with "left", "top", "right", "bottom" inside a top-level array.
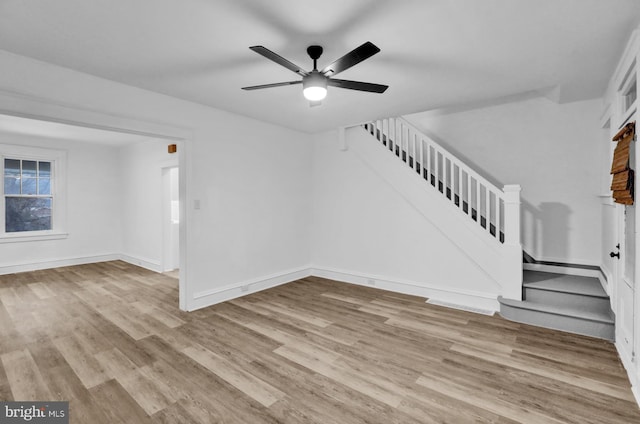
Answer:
[{"left": 362, "top": 117, "right": 521, "bottom": 248}]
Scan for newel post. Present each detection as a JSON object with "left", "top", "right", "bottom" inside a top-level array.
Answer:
[
  {"left": 501, "top": 184, "right": 523, "bottom": 300},
  {"left": 503, "top": 185, "right": 521, "bottom": 246}
]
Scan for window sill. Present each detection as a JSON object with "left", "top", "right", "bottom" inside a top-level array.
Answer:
[{"left": 0, "top": 232, "right": 68, "bottom": 243}]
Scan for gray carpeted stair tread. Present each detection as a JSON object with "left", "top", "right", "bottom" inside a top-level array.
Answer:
[
  {"left": 497, "top": 296, "right": 614, "bottom": 324},
  {"left": 523, "top": 270, "right": 607, "bottom": 298}
]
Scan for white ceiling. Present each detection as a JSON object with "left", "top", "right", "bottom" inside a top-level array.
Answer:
[
  {"left": 0, "top": 0, "right": 639, "bottom": 133},
  {"left": 0, "top": 114, "right": 158, "bottom": 146}
]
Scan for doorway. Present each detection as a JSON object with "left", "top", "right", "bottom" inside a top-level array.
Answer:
[
  {"left": 162, "top": 166, "right": 180, "bottom": 274},
  {"left": 0, "top": 92, "right": 191, "bottom": 310}
]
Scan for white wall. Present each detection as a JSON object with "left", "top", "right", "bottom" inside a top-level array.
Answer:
[
  {"left": 119, "top": 139, "right": 176, "bottom": 271},
  {"left": 0, "top": 132, "right": 121, "bottom": 272},
  {"left": 311, "top": 130, "right": 501, "bottom": 309},
  {"left": 0, "top": 50, "right": 313, "bottom": 310},
  {"left": 406, "top": 97, "right": 603, "bottom": 265}
]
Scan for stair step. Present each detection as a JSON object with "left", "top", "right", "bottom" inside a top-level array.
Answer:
[
  {"left": 523, "top": 271, "right": 607, "bottom": 297},
  {"left": 522, "top": 271, "right": 611, "bottom": 314},
  {"left": 498, "top": 296, "right": 614, "bottom": 340}
]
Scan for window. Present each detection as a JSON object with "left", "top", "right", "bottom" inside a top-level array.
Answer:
[
  {"left": 0, "top": 144, "right": 66, "bottom": 242},
  {"left": 4, "top": 159, "right": 52, "bottom": 232},
  {"left": 618, "top": 60, "right": 637, "bottom": 124}
]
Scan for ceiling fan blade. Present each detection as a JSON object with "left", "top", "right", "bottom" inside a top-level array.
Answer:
[
  {"left": 321, "top": 41, "right": 381, "bottom": 76},
  {"left": 328, "top": 79, "right": 388, "bottom": 93},
  {"left": 249, "top": 46, "right": 308, "bottom": 76},
  {"left": 242, "top": 81, "right": 302, "bottom": 90}
]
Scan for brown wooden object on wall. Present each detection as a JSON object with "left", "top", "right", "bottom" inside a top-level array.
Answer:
[{"left": 610, "top": 121, "right": 635, "bottom": 205}]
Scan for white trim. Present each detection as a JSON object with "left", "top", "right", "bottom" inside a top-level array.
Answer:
[
  {"left": 616, "top": 340, "right": 640, "bottom": 406},
  {"left": 599, "top": 266, "right": 613, "bottom": 297},
  {"left": 0, "top": 86, "right": 192, "bottom": 142},
  {"left": 0, "top": 143, "right": 67, "bottom": 239},
  {"left": 522, "top": 253, "right": 601, "bottom": 268},
  {"left": 0, "top": 87, "right": 193, "bottom": 312},
  {"left": 0, "top": 253, "right": 120, "bottom": 275},
  {"left": 598, "top": 193, "right": 615, "bottom": 206},
  {"left": 118, "top": 253, "right": 162, "bottom": 273},
  {"left": 189, "top": 266, "right": 313, "bottom": 311},
  {"left": 310, "top": 266, "right": 500, "bottom": 313},
  {"left": 0, "top": 231, "right": 68, "bottom": 243}
]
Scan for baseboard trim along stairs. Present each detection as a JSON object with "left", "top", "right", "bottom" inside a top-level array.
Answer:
[{"left": 498, "top": 270, "right": 614, "bottom": 340}]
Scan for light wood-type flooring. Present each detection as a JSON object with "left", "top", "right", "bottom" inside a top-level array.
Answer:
[{"left": 0, "top": 261, "right": 639, "bottom": 423}]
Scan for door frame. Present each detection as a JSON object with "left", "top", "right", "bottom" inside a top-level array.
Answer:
[{"left": 0, "top": 88, "right": 193, "bottom": 310}]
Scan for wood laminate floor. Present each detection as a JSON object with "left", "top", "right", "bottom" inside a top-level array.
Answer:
[{"left": 0, "top": 261, "right": 638, "bottom": 423}]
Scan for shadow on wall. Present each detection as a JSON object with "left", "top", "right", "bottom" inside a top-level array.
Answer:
[{"left": 522, "top": 200, "right": 571, "bottom": 261}]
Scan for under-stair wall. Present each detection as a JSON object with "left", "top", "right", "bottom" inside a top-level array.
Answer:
[{"left": 311, "top": 121, "right": 522, "bottom": 311}]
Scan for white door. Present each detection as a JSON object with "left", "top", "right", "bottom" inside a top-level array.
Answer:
[
  {"left": 613, "top": 130, "right": 636, "bottom": 362},
  {"left": 616, "top": 203, "right": 635, "bottom": 354}
]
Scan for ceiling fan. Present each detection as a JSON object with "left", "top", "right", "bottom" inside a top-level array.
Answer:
[{"left": 242, "top": 41, "right": 388, "bottom": 106}]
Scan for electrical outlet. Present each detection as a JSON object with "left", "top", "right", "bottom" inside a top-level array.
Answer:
[
  {"left": 367, "top": 279, "right": 376, "bottom": 286},
  {"left": 240, "top": 285, "right": 249, "bottom": 293}
]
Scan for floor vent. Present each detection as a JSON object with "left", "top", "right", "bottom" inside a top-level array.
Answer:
[{"left": 426, "top": 299, "right": 495, "bottom": 316}]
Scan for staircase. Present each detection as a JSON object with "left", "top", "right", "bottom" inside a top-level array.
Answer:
[
  {"left": 357, "top": 118, "right": 614, "bottom": 340},
  {"left": 499, "top": 271, "right": 614, "bottom": 340},
  {"left": 357, "top": 117, "right": 522, "bottom": 301}
]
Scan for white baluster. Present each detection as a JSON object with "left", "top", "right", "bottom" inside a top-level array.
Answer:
[
  {"left": 412, "top": 131, "right": 417, "bottom": 171},
  {"left": 466, "top": 172, "right": 471, "bottom": 215},
  {"left": 389, "top": 118, "right": 395, "bottom": 152},
  {"left": 445, "top": 157, "right": 450, "bottom": 198},
  {"left": 496, "top": 195, "right": 502, "bottom": 242},
  {"left": 426, "top": 144, "right": 432, "bottom": 183},
  {"left": 458, "top": 163, "right": 463, "bottom": 208},
  {"left": 475, "top": 178, "right": 481, "bottom": 223},
  {"left": 434, "top": 149, "right": 439, "bottom": 191},
  {"left": 485, "top": 187, "right": 491, "bottom": 233}
]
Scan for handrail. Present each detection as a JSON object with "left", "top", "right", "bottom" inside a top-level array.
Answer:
[
  {"left": 361, "top": 117, "right": 520, "bottom": 246},
  {"left": 397, "top": 117, "right": 503, "bottom": 196}
]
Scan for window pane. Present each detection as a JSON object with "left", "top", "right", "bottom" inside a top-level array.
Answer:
[
  {"left": 22, "top": 160, "right": 37, "bottom": 177},
  {"left": 38, "top": 178, "right": 51, "bottom": 195},
  {"left": 5, "top": 197, "right": 52, "bottom": 232},
  {"left": 4, "top": 159, "right": 20, "bottom": 176},
  {"left": 39, "top": 162, "right": 51, "bottom": 177},
  {"left": 4, "top": 176, "right": 20, "bottom": 195},
  {"left": 22, "top": 177, "right": 37, "bottom": 195}
]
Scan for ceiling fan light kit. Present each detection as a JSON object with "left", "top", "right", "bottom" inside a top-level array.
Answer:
[
  {"left": 242, "top": 41, "right": 388, "bottom": 106},
  {"left": 302, "top": 71, "right": 328, "bottom": 101}
]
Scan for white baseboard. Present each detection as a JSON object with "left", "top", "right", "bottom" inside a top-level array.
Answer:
[
  {"left": 188, "top": 266, "right": 312, "bottom": 311},
  {"left": 188, "top": 265, "right": 500, "bottom": 314},
  {"left": 118, "top": 253, "right": 162, "bottom": 273},
  {"left": 0, "top": 253, "right": 120, "bottom": 275},
  {"left": 310, "top": 266, "right": 500, "bottom": 313},
  {"left": 598, "top": 267, "right": 612, "bottom": 297},
  {"left": 616, "top": 339, "right": 640, "bottom": 407}
]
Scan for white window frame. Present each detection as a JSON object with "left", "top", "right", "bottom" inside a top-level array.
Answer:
[
  {"left": 0, "top": 144, "right": 67, "bottom": 243},
  {"left": 618, "top": 59, "right": 637, "bottom": 128}
]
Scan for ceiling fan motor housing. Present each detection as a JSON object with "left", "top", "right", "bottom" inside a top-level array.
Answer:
[
  {"left": 303, "top": 71, "right": 327, "bottom": 89},
  {"left": 307, "top": 45, "right": 323, "bottom": 61}
]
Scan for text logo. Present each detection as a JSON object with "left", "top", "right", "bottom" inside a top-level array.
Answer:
[{"left": 0, "top": 402, "right": 68, "bottom": 423}]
